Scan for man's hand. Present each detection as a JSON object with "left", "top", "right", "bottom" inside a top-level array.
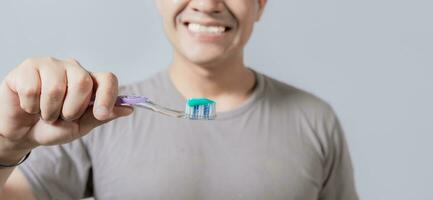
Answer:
[{"left": 0, "top": 57, "right": 133, "bottom": 164}]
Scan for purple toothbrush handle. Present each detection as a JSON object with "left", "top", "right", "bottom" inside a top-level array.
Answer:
[
  {"left": 115, "top": 95, "right": 149, "bottom": 105},
  {"left": 90, "top": 95, "right": 149, "bottom": 106}
]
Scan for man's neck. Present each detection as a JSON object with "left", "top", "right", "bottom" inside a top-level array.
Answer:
[{"left": 169, "top": 53, "right": 256, "bottom": 112}]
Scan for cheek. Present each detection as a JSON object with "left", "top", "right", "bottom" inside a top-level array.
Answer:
[
  {"left": 230, "top": 4, "right": 258, "bottom": 48},
  {"left": 159, "top": 0, "right": 187, "bottom": 23},
  {"left": 159, "top": 0, "right": 183, "bottom": 42}
]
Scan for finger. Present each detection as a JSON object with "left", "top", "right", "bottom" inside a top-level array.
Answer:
[
  {"left": 39, "top": 60, "right": 67, "bottom": 122},
  {"left": 61, "top": 59, "right": 93, "bottom": 121},
  {"left": 90, "top": 72, "right": 119, "bottom": 121},
  {"left": 0, "top": 61, "right": 40, "bottom": 139},
  {"left": 28, "top": 106, "right": 133, "bottom": 146},
  {"left": 14, "top": 64, "right": 41, "bottom": 114},
  {"left": 78, "top": 106, "right": 133, "bottom": 135},
  {"left": 28, "top": 116, "right": 80, "bottom": 146},
  {"left": 0, "top": 80, "right": 37, "bottom": 139}
]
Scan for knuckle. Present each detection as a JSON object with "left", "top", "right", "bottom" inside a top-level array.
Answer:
[
  {"left": 66, "top": 58, "right": 80, "bottom": 65},
  {"left": 46, "top": 85, "right": 66, "bottom": 98},
  {"left": 23, "top": 57, "right": 36, "bottom": 63},
  {"left": 44, "top": 56, "right": 58, "bottom": 63},
  {"left": 21, "top": 87, "right": 40, "bottom": 98},
  {"left": 73, "top": 74, "right": 93, "bottom": 92},
  {"left": 80, "top": 75, "right": 93, "bottom": 86},
  {"left": 104, "top": 72, "right": 118, "bottom": 83},
  {"left": 21, "top": 58, "right": 37, "bottom": 67},
  {"left": 37, "top": 64, "right": 57, "bottom": 73},
  {"left": 40, "top": 57, "right": 62, "bottom": 69}
]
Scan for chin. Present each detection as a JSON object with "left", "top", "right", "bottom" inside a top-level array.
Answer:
[
  {"left": 181, "top": 49, "right": 231, "bottom": 67},
  {"left": 187, "top": 56, "right": 225, "bottom": 67}
]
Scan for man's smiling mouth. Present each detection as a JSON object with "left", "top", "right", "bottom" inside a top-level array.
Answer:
[{"left": 182, "top": 22, "right": 233, "bottom": 34}]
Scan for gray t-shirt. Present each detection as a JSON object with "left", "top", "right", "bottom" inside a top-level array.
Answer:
[{"left": 19, "top": 69, "right": 358, "bottom": 200}]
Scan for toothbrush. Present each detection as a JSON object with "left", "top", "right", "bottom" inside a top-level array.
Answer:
[{"left": 108, "top": 95, "right": 216, "bottom": 120}]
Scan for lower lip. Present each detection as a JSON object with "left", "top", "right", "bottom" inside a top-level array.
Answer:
[{"left": 184, "top": 25, "right": 230, "bottom": 43}]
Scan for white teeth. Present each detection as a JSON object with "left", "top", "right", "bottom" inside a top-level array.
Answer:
[{"left": 187, "top": 23, "right": 226, "bottom": 34}]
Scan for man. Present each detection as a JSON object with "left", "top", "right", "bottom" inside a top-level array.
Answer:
[{"left": 0, "top": 0, "right": 358, "bottom": 199}]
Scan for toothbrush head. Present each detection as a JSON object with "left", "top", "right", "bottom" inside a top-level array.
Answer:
[{"left": 185, "top": 98, "right": 216, "bottom": 120}]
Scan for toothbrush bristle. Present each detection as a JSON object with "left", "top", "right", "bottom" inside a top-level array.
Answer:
[{"left": 185, "top": 98, "right": 216, "bottom": 120}]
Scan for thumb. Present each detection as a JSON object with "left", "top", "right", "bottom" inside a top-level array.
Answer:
[{"left": 78, "top": 106, "right": 134, "bottom": 134}]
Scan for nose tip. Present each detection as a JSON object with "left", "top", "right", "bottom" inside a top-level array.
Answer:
[{"left": 190, "top": 0, "right": 224, "bottom": 14}]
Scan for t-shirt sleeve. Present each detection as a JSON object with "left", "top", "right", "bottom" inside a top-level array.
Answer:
[
  {"left": 318, "top": 110, "right": 359, "bottom": 200},
  {"left": 18, "top": 138, "right": 93, "bottom": 200}
]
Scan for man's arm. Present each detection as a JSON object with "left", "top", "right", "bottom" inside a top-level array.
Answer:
[
  {"left": 0, "top": 168, "right": 36, "bottom": 200},
  {"left": 0, "top": 137, "right": 35, "bottom": 199},
  {"left": 318, "top": 110, "right": 358, "bottom": 200}
]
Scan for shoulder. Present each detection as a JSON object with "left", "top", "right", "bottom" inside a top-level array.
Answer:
[
  {"left": 259, "top": 73, "right": 345, "bottom": 160},
  {"left": 260, "top": 73, "right": 336, "bottom": 120}
]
